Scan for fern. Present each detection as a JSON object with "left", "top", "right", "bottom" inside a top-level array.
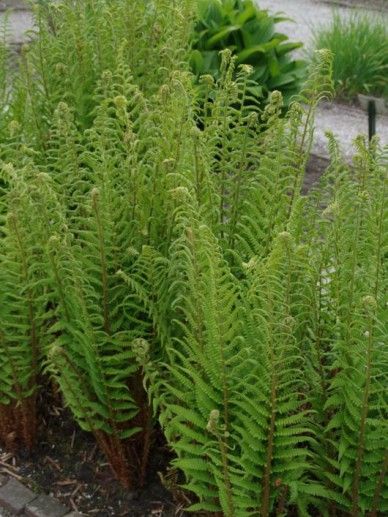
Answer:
[
  {"left": 0, "top": 1, "right": 386, "bottom": 512},
  {"left": 311, "top": 137, "right": 388, "bottom": 515},
  {"left": 0, "top": 165, "right": 62, "bottom": 450},
  {"left": 147, "top": 194, "right": 245, "bottom": 516}
]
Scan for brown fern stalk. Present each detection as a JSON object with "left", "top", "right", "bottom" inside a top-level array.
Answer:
[
  {"left": 50, "top": 347, "right": 134, "bottom": 488},
  {"left": 261, "top": 375, "right": 277, "bottom": 517},
  {"left": 96, "top": 431, "right": 133, "bottom": 489},
  {"left": 129, "top": 371, "right": 153, "bottom": 487},
  {"left": 8, "top": 214, "right": 39, "bottom": 449}
]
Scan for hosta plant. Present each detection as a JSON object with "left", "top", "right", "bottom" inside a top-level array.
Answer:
[{"left": 190, "top": 0, "right": 306, "bottom": 105}]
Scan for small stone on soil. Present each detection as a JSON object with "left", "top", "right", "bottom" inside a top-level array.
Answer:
[
  {"left": 0, "top": 477, "right": 36, "bottom": 515},
  {"left": 25, "top": 494, "right": 69, "bottom": 517}
]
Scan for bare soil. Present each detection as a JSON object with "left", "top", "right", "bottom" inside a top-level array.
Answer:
[{"left": 0, "top": 404, "right": 187, "bottom": 517}]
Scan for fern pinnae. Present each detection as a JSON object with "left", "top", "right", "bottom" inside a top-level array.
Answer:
[
  {"left": 90, "top": 188, "right": 111, "bottom": 335},
  {"left": 0, "top": 166, "right": 61, "bottom": 450},
  {"left": 297, "top": 49, "right": 334, "bottom": 155},
  {"left": 46, "top": 234, "right": 140, "bottom": 488},
  {"left": 350, "top": 141, "right": 387, "bottom": 515},
  {"left": 316, "top": 139, "right": 388, "bottom": 514},
  {"left": 370, "top": 451, "right": 388, "bottom": 517},
  {"left": 152, "top": 192, "right": 245, "bottom": 514},
  {"left": 227, "top": 110, "right": 258, "bottom": 251},
  {"left": 239, "top": 231, "right": 315, "bottom": 515}
]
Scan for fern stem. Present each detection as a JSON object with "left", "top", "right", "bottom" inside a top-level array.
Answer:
[
  {"left": 51, "top": 347, "right": 133, "bottom": 488},
  {"left": 373, "top": 179, "right": 386, "bottom": 299},
  {"left": 261, "top": 279, "right": 278, "bottom": 517},
  {"left": 261, "top": 374, "right": 277, "bottom": 517},
  {"left": 228, "top": 123, "right": 249, "bottom": 249},
  {"left": 9, "top": 215, "right": 39, "bottom": 388},
  {"left": 193, "top": 135, "right": 203, "bottom": 206},
  {"left": 315, "top": 267, "right": 328, "bottom": 401},
  {"left": 217, "top": 433, "right": 235, "bottom": 517},
  {"left": 130, "top": 370, "right": 153, "bottom": 487},
  {"left": 286, "top": 103, "right": 313, "bottom": 222},
  {"left": 47, "top": 246, "right": 71, "bottom": 323},
  {"left": 218, "top": 91, "right": 231, "bottom": 239},
  {"left": 22, "top": 53, "right": 46, "bottom": 150},
  {"left": 0, "top": 332, "right": 35, "bottom": 449},
  {"left": 343, "top": 195, "right": 362, "bottom": 357},
  {"left": 92, "top": 191, "right": 111, "bottom": 334},
  {"left": 218, "top": 325, "right": 234, "bottom": 516}
]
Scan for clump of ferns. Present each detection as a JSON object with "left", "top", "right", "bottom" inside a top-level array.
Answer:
[
  {"left": 0, "top": 164, "right": 64, "bottom": 451},
  {"left": 299, "top": 135, "right": 388, "bottom": 515},
  {"left": 44, "top": 181, "right": 148, "bottom": 485},
  {"left": 194, "top": 51, "right": 263, "bottom": 245},
  {"left": 190, "top": 50, "right": 334, "bottom": 272},
  {"left": 143, "top": 52, "right": 387, "bottom": 515},
  {"left": 42, "top": 183, "right": 159, "bottom": 489},
  {"left": 0, "top": 3, "right": 386, "bottom": 512},
  {"left": 144, "top": 189, "right": 316, "bottom": 516},
  {"left": 9, "top": 0, "right": 194, "bottom": 147},
  {"left": 45, "top": 232, "right": 143, "bottom": 489},
  {"left": 0, "top": 0, "right": 196, "bottom": 488},
  {"left": 0, "top": 56, "right": 180, "bottom": 483},
  {"left": 230, "top": 50, "right": 333, "bottom": 267},
  {"left": 41, "top": 63, "right": 178, "bottom": 487}
]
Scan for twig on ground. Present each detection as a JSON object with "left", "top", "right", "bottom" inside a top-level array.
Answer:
[{"left": 0, "top": 467, "right": 23, "bottom": 480}]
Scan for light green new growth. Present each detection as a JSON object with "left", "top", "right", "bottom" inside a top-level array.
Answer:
[{"left": 0, "top": 0, "right": 386, "bottom": 512}]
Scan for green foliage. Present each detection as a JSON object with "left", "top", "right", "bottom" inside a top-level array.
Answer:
[
  {"left": 0, "top": 0, "right": 386, "bottom": 513},
  {"left": 145, "top": 51, "right": 387, "bottom": 515},
  {"left": 0, "top": 0, "right": 195, "bottom": 486},
  {"left": 304, "top": 136, "right": 388, "bottom": 514},
  {"left": 0, "top": 166, "right": 43, "bottom": 449},
  {"left": 313, "top": 12, "right": 388, "bottom": 99},
  {"left": 11, "top": 0, "right": 194, "bottom": 149},
  {"left": 190, "top": 0, "right": 306, "bottom": 105}
]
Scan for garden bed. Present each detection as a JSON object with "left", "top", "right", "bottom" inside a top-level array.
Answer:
[
  {"left": 0, "top": 2, "right": 386, "bottom": 516},
  {"left": 0, "top": 392, "right": 182, "bottom": 517},
  {"left": 0, "top": 410, "right": 181, "bottom": 517}
]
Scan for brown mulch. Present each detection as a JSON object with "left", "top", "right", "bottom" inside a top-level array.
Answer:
[{"left": 0, "top": 404, "right": 187, "bottom": 517}]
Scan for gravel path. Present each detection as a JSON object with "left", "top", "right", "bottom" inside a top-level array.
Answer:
[
  {"left": 313, "top": 102, "right": 388, "bottom": 160},
  {"left": 258, "top": 0, "right": 388, "bottom": 159},
  {"left": 258, "top": 0, "right": 388, "bottom": 52}
]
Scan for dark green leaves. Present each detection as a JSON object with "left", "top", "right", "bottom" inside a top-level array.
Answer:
[{"left": 191, "top": 0, "right": 307, "bottom": 106}]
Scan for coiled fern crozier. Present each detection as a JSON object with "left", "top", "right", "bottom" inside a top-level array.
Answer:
[{"left": 0, "top": 0, "right": 386, "bottom": 513}]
